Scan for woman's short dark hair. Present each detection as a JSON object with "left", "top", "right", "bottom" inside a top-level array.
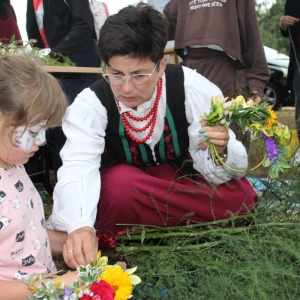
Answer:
[{"left": 98, "top": 5, "right": 168, "bottom": 66}]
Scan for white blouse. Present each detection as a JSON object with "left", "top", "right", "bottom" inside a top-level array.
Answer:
[{"left": 51, "top": 66, "right": 248, "bottom": 234}]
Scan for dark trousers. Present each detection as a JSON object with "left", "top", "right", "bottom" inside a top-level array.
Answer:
[
  {"left": 293, "top": 50, "right": 300, "bottom": 140},
  {"left": 47, "top": 38, "right": 101, "bottom": 173}
]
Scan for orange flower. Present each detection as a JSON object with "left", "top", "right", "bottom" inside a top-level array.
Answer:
[{"left": 266, "top": 108, "right": 277, "bottom": 129}]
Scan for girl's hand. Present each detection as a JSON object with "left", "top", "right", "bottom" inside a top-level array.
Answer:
[{"left": 59, "top": 271, "right": 79, "bottom": 286}]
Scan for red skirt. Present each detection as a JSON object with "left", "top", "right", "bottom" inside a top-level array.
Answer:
[{"left": 95, "top": 164, "right": 257, "bottom": 247}]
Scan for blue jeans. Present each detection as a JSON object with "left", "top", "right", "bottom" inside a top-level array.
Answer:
[
  {"left": 293, "top": 50, "right": 300, "bottom": 139},
  {"left": 47, "top": 38, "right": 101, "bottom": 173}
]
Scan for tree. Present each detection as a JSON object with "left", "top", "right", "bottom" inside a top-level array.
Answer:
[{"left": 256, "top": 0, "right": 290, "bottom": 55}]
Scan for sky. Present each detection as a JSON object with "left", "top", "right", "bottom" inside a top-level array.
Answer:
[{"left": 11, "top": 0, "right": 141, "bottom": 42}]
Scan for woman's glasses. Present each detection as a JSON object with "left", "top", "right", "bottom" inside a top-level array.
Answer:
[{"left": 103, "top": 61, "right": 159, "bottom": 86}]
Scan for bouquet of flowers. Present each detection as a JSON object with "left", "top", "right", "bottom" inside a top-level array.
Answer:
[
  {"left": 0, "top": 35, "right": 75, "bottom": 66},
  {"left": 23, "top": 251, "right": 141, "bottom": 300},
  {"left": 199, "top": 95, "right": 292, "bottom": 179}
]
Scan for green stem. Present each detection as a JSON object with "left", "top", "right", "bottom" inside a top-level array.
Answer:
[
  {"left": 115, "top": 222, "right": 300, "bottom": 241},
  {"left": 212, "top": 144, "right": 245, "bottom": 172},
  {"left": 116, "top": 223, "right": 300, "bottom": 252},
  {"left": 115, "top": 213, "right": 256, "bottom": 234},
  {"left": 248, "top": 154, "right": 267, "bottom": 171},
  {"left": 116, "top": 240, "right": 224, "bottom": 252},
  {"left": 211, "top": 144, "right": 268, "bottom": 173}
]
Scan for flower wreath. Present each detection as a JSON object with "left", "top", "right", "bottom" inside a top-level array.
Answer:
[
  {"left": 23, "top": 252, "right": 141, "bottom": 300},
  {"left": 199, "top": 95, "right": 292, "bottom": 179}
]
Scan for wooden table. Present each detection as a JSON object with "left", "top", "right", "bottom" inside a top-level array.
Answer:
[
  {"left": 41, "top": 66, "right": 103, "bottom": 74},
  {"left": 164, "top": 48, "right": 179, "bottom": 64}
]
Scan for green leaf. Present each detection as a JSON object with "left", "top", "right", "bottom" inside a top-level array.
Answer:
[
  {"left": 130, "top": 274, "right": 142, "bottom": 285},
  {"left": 263, "top": 157, "right": 271, "bottom": 167},
  {"left": 277, "top": 160, "right": 292, "bottom": 169},
  {"left": 126, "top": 266, "right": 137, "bottom": 275},
  {"left": 98, "top": 256, "right": 108, "bottom": 266},
  {"left": 141, "top": 228, "right": 146, "bottom": 243}
]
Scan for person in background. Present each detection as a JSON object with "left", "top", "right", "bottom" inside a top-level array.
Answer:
[
  {"left": 50, "top": 4, "right": 257, "bottom": 269},
  {"left": 147, "top": 0, "right": 170, "bottom": 14},
  {"left": 0, "top": 55, "right": 78, "bottom": 300},
  {"left": 163, "top": 0, "right": 269, "bottom": 103},
  {"left": 26, "top": 0, "right": 101, "bottom": 174},
  {"left": 0, "top": 0, "right": 22, "bottom": 44},
  {"left": 280, "top": 0, "right": 300, "bottom": 139}
]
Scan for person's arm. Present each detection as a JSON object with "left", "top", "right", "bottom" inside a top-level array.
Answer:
[
  {"left": 26, "top": 0, "right": 45, "bottom": 48},
  {"left": 0, "top": 272, "right": 78, "bottom": 300},
  {"left": 163, "top": 0, "right": 178, "bottom": 41},
  {"left": 280, "top": 0, "right": 298, "bottom": 37},
  {"left": 51, "top": 0, "right": 95, "bottom": 55},
  {"left": 184, "top": 67, "right": 248, "bottom": 185},
  {"left": 51, "top": 88, "right": 108, "bottom": 269},
  {"left": 237, "top": 0, "right": 270, "bottom": 99},
  {"left": 46, "top": 228, "right": 68, "bottom": 253}
]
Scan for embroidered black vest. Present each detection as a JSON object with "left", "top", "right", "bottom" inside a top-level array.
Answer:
[{"left": 90, "top": 64, "right": 192, "bottom": 171}]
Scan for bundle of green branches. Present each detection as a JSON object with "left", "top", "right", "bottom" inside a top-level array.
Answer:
[
  {"left": 0, "top": 36, "right": 75, "bottom": 67},
  {"left": 115, "top": 165, "right": 300, "bottom": 300}
]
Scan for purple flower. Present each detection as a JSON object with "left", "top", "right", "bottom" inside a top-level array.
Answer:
[
  {"left": 261, "top": 132, "right": 278, "bottom": 163},
  {"left": 63, "top": 287, "right": 73, "bottom": 296}
]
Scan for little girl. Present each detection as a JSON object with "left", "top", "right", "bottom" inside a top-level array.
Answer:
[{"left": 0, "top": 55, "right": 78, "bottom": 299}]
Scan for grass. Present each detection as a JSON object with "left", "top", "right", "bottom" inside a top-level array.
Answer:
[{"left": 34, "top": 108, "right": 300, "bottom": 299}]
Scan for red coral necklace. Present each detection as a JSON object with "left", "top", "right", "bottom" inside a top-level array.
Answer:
[{"left": 116, "top": 78, "right": 162, "bottom": 143}]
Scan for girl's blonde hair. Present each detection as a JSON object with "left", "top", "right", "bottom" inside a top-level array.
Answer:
[{"left": 0, "top": 55, "right": 68, "bottom": 132}]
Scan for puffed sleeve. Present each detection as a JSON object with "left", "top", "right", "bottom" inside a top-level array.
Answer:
[
  {"left": 183, "top": 67, "right": 248, "bottom": 185},
  {"left": 51, "top": 88, "right": 107, "bottom": 234}
]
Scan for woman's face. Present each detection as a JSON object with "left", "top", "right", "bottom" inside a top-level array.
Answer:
[{"left": 105, "top": 55, "right": 167, "bottom": 109}]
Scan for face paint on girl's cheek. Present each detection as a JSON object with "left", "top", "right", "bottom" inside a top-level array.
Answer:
[{"left": 13, "top": 125, "right": 46, "bottom": 153}]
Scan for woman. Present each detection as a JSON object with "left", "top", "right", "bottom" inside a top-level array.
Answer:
[{"left": 50, "top": 4, "right": 258, "bottom": 270}]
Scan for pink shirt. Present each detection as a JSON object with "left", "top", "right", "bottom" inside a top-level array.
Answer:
[{"left": 0, "top": 165, "right": 56, "bottom": 281}]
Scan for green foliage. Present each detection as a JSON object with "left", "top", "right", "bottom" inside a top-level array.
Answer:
[
  {"left": 256, "top": 0, "right": 290, "bottom": 55},
  {"left": 0, "top": 36, "right": 75, "bottom": 67},
  {"left": 116, "top": 166, "right": 300, "bottom": 299}
]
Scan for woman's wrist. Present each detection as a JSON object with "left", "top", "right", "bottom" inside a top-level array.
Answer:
[{"left": 211, "top": 147, "right": 228, "bottom": 165}]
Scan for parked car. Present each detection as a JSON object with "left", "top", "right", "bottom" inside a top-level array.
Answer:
[{"left": 262, "top": 46, "right": 294, "bottom": 110}]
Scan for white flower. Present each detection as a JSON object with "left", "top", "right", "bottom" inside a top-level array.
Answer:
[{"left": 223, "top": 102, "right": 232, "bottom": 109}]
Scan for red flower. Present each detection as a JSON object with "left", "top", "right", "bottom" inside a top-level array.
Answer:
[
  {"left": 90, "top": 280, "right": 115, "bottom": 300},
  {"left": 80, "top": 295, "right": 92, "bottom": 300}
]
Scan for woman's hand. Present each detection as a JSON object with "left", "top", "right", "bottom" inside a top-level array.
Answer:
[
  {"left": 62, "top": 226, "right": 98, "bottom": 269},
  {"left": 198, "top": 122, "right": 229, "bottom": 157}
]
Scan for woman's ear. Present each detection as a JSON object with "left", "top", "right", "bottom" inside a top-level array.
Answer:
[{"left": 158, "top": 56, "right": 167, "bottom": 77}]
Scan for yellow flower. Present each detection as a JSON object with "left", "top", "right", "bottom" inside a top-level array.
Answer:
[
  {"left": 266, "top": 108, "right": 277, "bottom": 129},
  {"left": 54, "top": 279, "right": 65, "bottom": 289},
  {"left": 100, "top": 265, "right": 133, "bottom": 300},
  {"left": 231, "top": 95, "right": 246, "bottom": 109}
]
